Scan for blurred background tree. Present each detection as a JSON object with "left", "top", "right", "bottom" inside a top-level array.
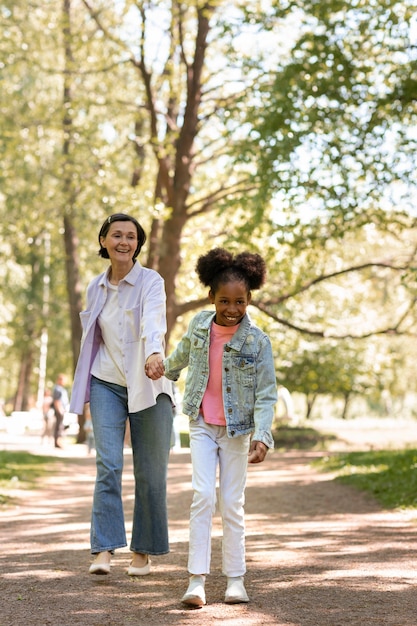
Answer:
[{"left": 0, "top": 0, "right": 416, "bottom": 430}]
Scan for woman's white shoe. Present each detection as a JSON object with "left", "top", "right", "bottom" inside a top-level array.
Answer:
[
  {"left": 89, "top": 551, "right": 112, "bottom": 575},
  {"left": 127, "top": 556, "right": 151, "bottom": 576}
]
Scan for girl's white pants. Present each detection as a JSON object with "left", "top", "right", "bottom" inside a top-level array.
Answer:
[{"left": 187, "top": 416, "right": 250, "bottom": 577}]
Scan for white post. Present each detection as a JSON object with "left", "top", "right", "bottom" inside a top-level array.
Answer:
[{"left": 36, "top": 231, "right": 51, "bottom": 410}]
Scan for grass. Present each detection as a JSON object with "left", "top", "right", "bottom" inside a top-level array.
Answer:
[
  {"left": 0, "top": 450, "right": 57, "bottom": 505},
  {"left": 272, "top": 425, "right": 337, "bottom": 450},
  {"left": 314, "top": 448, "right": 417, "bottom": 509},
  {"left": 274, "top": 422, "right": 417, "bottom": 510},
  {"left": 3, "top": 431, "right": 417, "bottom": 512}
]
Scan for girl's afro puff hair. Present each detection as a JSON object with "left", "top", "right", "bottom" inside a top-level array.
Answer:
[{"left": 196, "top": 248, "right": 266, "bottom": 292}]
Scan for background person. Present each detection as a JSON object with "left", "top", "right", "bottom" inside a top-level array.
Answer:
[
  {"left": 52, "top": 374, "right": 69, "bottom": 449},
  {"left": 41, "top": 388, "right": 54, "bottom": 445}
]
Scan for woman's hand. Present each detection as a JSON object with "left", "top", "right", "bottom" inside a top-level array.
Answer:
[
  {"left": 145, "top": 353, "right": 165, "bottom": 380},
  {"left": 248, "top": 440, "right": 268, "bottom": 464}
]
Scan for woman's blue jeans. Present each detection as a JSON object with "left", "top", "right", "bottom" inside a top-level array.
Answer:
[{"left": 89, "top": 376, "right": 173, "bottom": 555}]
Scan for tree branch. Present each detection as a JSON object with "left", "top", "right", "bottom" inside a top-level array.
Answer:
[
  {"left": 264, "top": 259, "right": 416, "bottom": 305},
  {"left": 252, "top": 300, "right": 417, "bottom": 340},
  {"left": 175, "top": 296, "right": 210, "bottom": 317}
]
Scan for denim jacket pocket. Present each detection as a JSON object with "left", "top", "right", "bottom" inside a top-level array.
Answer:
[{"left": 231, "top": 355, "right": 255, "bottom": 387}]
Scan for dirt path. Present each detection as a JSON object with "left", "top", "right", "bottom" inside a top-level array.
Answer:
[{"left": 1, "top": 440, "right": 417, "bottom": 626}]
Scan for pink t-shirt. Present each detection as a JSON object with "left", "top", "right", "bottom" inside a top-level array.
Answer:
[{"left": 201, "top": 321, "right": 239, "bottom": 426}]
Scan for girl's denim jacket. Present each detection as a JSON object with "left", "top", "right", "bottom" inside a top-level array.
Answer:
[{"left": 164, "top": 311, "right": 277, "bottom": 448}]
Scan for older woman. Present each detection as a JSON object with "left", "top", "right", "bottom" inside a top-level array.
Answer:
[{"left": 70, "top": 213, "right": 174, "bottom": 576}]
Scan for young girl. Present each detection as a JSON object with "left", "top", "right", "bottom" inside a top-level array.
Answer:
[{"left": 147, "top": 248, "right": 277, "bottom": 607}]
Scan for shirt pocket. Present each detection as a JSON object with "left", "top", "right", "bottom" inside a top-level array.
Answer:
[
  {"left": 124, "top": 305, "right": 141, "bottom": 343},
  {"left": 231, "top": 355, "right": 256, "bottom": 387},
  {"left": 80, "top": 311, "right": 96, "bottom": 344},
  {"left": 80, "top": 310, "right": 91, "bottom": 332}
]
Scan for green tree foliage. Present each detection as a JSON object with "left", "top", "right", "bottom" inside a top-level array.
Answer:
[
  {"left": 278, "top": 341, "right": 370, "bottom": 419},
  {"left": 227, "top": 0, "right": 417, "bottom": 346},
  {"left": 235, "top": 0, "right": 417, "bottom": 219},
  {"left": 0, "top": 0, "right": 416, "bottom": 418}
]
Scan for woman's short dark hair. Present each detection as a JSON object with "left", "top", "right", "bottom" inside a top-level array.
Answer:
[{"left": 98, "top": 213, "right": 147, "bottom": 260}]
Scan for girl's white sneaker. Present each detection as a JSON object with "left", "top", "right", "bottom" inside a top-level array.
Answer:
[
  {"left": 181, "top": 575, "right": 206, "bottom": 607},
  {"left": 225, "top": 576, "right": 249, "bottom": 604}
]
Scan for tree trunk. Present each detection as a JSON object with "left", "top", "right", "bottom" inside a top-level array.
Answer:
[
  {"left": 61, "top": 0, "right": 84, "bottom": 442},
  {"left": 63, "top": 214, "right": 83, "bottom": 371},
  {"left": 341, "top": 392, "right": 351, "bottom": 420},
  {"left": 305, "top": 394, "right": 317, "bottom": 419},
  {"left": 136, "top": 4, "right": 214, "bottom": 345},
  {"left": 14, "top": 349, "right": 34, "bottom": 411},
  {"left": 14, "top": 240, "right": 44, "bottom": 412},
  {"left": 62, "top": 0, "right": 83, "bottom": 372},
  {"left": 158, "top": 212, "right": 189, "bottom": 346}
]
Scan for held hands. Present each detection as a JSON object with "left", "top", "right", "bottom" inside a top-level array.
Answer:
[
  {"left": 144, "top": 353, "right": 165, "bottom": 380},
  {"left": 248, "top": 440, "right": 268, "bottom": 464},
  {"left": 143, "top": 356, "right": 268, "bottom": 465}
]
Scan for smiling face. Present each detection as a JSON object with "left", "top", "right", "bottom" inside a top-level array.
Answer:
[
  {"left": 99, "top": 220, "right": 138, "bottom": 265},
  {"left": 209, "top": 279, "right": 251, "bottom": 326}
]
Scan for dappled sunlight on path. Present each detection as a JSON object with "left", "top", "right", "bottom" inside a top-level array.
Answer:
[{"left": 1, "top": 436, "right": 417, "bottom": 625}]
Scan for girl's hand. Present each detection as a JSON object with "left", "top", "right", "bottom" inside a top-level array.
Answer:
[
  {"left": 145, "top": 353, "right": 165, "bottom": 379},
  {"left": 248, "top": 440, "right": 268, "bottom": 464}
]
